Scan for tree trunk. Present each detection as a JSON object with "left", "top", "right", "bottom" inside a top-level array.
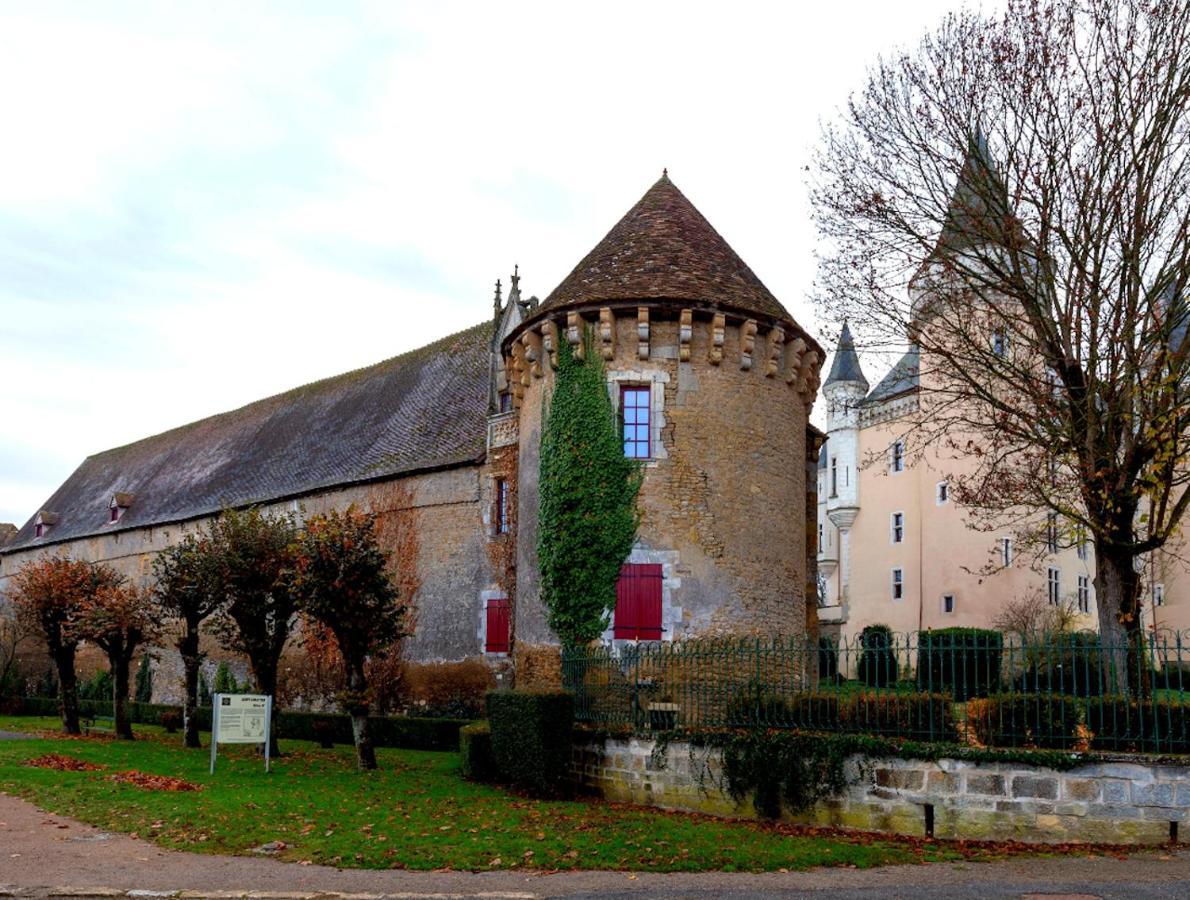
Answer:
[
  {"left": 112, "top": 650, "right": 134, "bottom": 740},
  {"left": 1095, "top": 542, "right": 1147, "bottom": 697},
  {"left": 179, "top": 629, "right": 202, "bottom": 748},
  {"left": 55, "top": 647, "right": 80, "bottom": 735},
  {"left": 250, "top": 656, "right": 282, "bottom": 758},
  {"left": 346, "top": 658, "right": 376, "bottom": 771}
]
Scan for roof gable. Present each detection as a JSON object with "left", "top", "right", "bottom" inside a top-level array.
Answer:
[{"left": 4, "top": 322, "right": 493, "bottom": 552}]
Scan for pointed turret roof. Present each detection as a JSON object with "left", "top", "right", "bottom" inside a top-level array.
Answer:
[
  {"left": 531, "top": 173, "right": 797, "bottom": 326},
  {"left": 824, "top": 321, "right": 868, "bottom": 390},
  {"left": 932, "top": 131, "right": 1012, "bottom": 258}
]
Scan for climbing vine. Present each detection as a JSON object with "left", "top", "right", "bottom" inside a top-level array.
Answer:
[{"left": 538, "top": 333, "right": 642, "bottom": 647}]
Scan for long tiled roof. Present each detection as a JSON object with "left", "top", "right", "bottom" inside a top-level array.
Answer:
[
  {"left": 4, "top": 322, "right": 492, "bottom": 553},
  {"left": 530, "top": 174, "right": 798, "bottom": 326},
  {"left": 861, "top": 346, "right": 920, "bottom": 406}
]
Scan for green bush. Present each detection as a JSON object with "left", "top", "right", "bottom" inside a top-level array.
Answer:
[
  {"left": 842, "top": 691, "right": 954, "bottom": 741},
  {"left": 13, "top": 696, "right": 471, "bottom": 751},
  {"left": 725, "top": 680, "right": 792, "bottom": 727},
  {"left": 916, "top": 628, "right": 1002, "bottom": 700},
  {"left": 78, "top": 670, "right": 114, "bottom": 701},
  {"left": 486, "top": 690, "right": 574, "bottom": 797},
  {"left": 1153, "top": 663, "right": 1190, "bottom": 692},
  {"left": 1086, "top": 696, "right": 1190, "bottom": 753},
  {"left": 1015, "top": 633, "right": 1107, "bottom": 698},
  {"left": 967, "top": 693, "right": 1081, "bottom": 749},
  {"left": 818, "top": 636, "right": 839, "bottom": 682},
  {"left": 460, "top": 721, "right": 497, "bottom": 782},
  {"left": 857, "top": 625, "right": 898, "bottom": 688}
]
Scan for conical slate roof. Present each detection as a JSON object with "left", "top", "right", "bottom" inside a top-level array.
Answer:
[
  {"left": 932, "top": 131, "right": 1012, "bottom": 258},
  {"left": 824, "top": 321, "right": 867, "bottom": 389},
  {"left": 532, "top": 173, "right": 796, "bottom": 325}
]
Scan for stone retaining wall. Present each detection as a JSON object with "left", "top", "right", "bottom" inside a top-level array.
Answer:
[{"left": 574, "top": 736, "right": 1190, "bottom": 844}]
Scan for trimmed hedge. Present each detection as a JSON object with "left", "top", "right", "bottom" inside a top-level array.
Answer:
[
  {"left": 459, "top": 721, "right": 496, "bottom": 782},
  {"left": 966, "top": 693, "right": 1081, "bottom": 749},
  {"left": 845, "top": 691, "right": 954, "bottom": 741},
  {"left": 486, "top": 689, "right": 574, "bottom": 796},
  {"left": 857, "top": 625, "right": 898, "bottom": 688},
  {"left": 1086, "top": 696, "right": 1190, "bottom": 754},
  {"left": 916, "top": 628, "right": 1002, "bottom": 700},
  {"left": 1015, "top": 633, "right": 1106, "bottom": 698},
  {"left": 13, "top": 696, "right": 470, "bottom": 751}
]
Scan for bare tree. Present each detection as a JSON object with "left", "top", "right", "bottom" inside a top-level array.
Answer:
[
  {"left": 811, "top": 0, "right": 1190, "bottom": 693},
  {"left": 0, "top": 607, "right": 32, "bottom": 700}
]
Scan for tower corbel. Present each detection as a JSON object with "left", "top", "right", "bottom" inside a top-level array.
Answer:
[
  {"left": 599, "top": 307, "right": 615, "bottom": 360},
  {"left": 765, "top": 326, "right": 785, "bottom": 378},
  {"left": 637, "top": 307, "right": 649, "bottom": 360},
  {"left": 740, "top": 319, "right": 758, "bottom": 371},
  {"left": 709, "top": 313, "right": 726, "bottom": 365},
  {"left": 679, "top": 308, "right": 693, "bottom": 361}
]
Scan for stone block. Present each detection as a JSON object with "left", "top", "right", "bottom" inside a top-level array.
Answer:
[
  {"left": 875, "top": 768, "right": 924, "bottom": 791},
  {"left": 1177, "top": 783, "right": 1190, "bottom": 808},
  {"left": 965, "top": 773, "right": 1006, "bottom": 796},
  {"left": 1061, "top": 778, "right": 1100, "bottom": 802},
  {"left": 1012, "top": 775, "right": 1058, "bottom": 800},
  {"left": 1054, "top": 803, "right": 1088, "bottom": 817},
  {"left": 1101, "top": 779, "right": 1129, "bottom": 803},
  {"left": 1088, "top": 803, "right": 1139, "bottom": 819},
  {"left": 927, "top": 771, "right": 959, "bottom": 794},
  {"left": 1132, "top": 782, "right": 1175, "bottom": 807}
]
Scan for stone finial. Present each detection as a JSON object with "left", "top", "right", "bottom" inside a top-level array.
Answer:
[
  {"left": 509, "top": 264, "right": 523, "bottom": 308},
  {"left": 637, "top": 307, "right": 650, "bottom": 360},
  {"left": 679, "top": 309, "right": 693, "bottom": 361},
  {"left": 709, "top": 313, "right": 726, "bottom": 365},
  {"left": 493, "top": 278, "right": 503, "bottom": 319},
  {"left": 740, "top": 319, "right": 758, "bottom": 371}
]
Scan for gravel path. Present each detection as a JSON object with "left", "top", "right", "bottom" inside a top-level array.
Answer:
[
  {"left": 2, "top": 793, "right": 1189, "bottom": 898},
  {"left": 0, "top": 729, "right": 33, "bottom": 740}
]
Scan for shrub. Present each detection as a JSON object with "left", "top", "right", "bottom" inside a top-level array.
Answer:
[
  {"left": 1015, "top": 632, "right": 1107, "bottom": 698},
  {"left": 1152, "top": 662, "right": 1190, "bottom": 692},
  {"left": 725, "top": 680, "right": 791, "bottom": 727},
  {"left": 514, "top": 644, "right": 563, "bottom": 690},
  {"left": 818, "top": 636, "right": 839, "bottom": 682},
  {"left": 460, "top": 721, "right": 496, "bottom": 782},
  {"left": 399, "top": 659, "right": 495, "bottom": 719},
  {"left": 842, "top": 691, "right": 954, "bottom": 741},
  {"left": 966, "top": 693, "right": 1081, "bottom": 749},
  {"left": 78, "top": 669, "right": 114, "bottom": 701},
  {"left": 857, "top": 625, "right": 898, "bottom": 688},
  {"left": 159, "top": 710, "right": 182, "bottom": 734},
  {"left": 1086, "top": 696, "right": 1190, "bottom": 754},
  {"left": 916, "top": 628, "right": 1002, "bottom": 700},
  {"left": 312, "top": 719, "right": 337, "bottom": 748},
  {"left": 486, "top": 690, "right": 574, "bottom": 797}
]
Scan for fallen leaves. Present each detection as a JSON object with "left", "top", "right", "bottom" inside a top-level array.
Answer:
[
  {"left": 26, "top": 754, "right": 103, "bottom": 772},
  {"left": 108, "top": 771, "right": 200, "bottom": 792}
]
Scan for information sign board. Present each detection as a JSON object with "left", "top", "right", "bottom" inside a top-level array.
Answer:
[{"left": 209, "top": 693, "right": 273, "bottom": 774}]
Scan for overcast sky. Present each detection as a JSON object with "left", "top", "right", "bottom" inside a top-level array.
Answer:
[{"left": 0, "top": 0, "right": 978, "bottom": 526}]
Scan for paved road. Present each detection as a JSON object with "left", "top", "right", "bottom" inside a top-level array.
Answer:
[{"left": 2, "top": 794, "right": 1189, "bottom": 898}]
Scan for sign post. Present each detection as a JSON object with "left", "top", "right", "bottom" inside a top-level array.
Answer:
[{"left": 209, "top": 693, "right": 273, "bottom": 774}]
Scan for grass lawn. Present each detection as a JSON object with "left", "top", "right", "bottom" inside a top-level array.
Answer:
[{"left": 0, "top": 715, "right": 1015, "bottom": 873}]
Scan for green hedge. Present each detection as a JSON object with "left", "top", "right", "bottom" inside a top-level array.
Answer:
[
  {"left": 459, "top": 721, "right": 496, "bottom": 782},
  {"left": 845, "top": 691, "right": 954, "bottom": 741},
  {"left": 13, "top": 696, "right": 470, "bottom": 752},
  {"left": 486, "top": 689, "right": 574, "bottom": 797},
  {"left": 857, "top": 625, "right": 898, "bottom": 688},
  {"left": 967, "top": 693, "right": 1081, "bottom": 749},
  {"left": 1086, "top": 696, "right": 1190, "bottom": 754},
  {"left": 1014, "top": 633, "right": 1106, "bottom": 698},
  {"left": 916, "top": 628, "right": 1003, "bottom": 700}
]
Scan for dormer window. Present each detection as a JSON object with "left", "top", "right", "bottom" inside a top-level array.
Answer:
[
  {"left": 109, "top": 493, "right": 134, "bottom": 524},
  {"left": 33, "top": 510, "right": 60, "bottom": 539}
]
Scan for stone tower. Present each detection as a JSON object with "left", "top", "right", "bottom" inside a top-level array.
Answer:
[
  {"left": 502, "top": 173, "right": 824, "bottom": 648},
  {"left": 821, "top": 322, "right": 868, "bottom": 613}
]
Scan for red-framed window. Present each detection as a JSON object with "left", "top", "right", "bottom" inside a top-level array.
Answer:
[
  {"left": 485, "top": 597, "right": 510, "bottom": 653},
  {"left": 621, "top": 386, "right": 651, "bottom": 459},
  {"left": 613, "top": 563, "right": 663, "bottom": 640},
  {"left": 495, "top": 479, "right": 510, "bottom": 534}
]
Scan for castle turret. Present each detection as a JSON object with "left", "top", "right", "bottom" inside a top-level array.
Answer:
[{"left": 822, "top": 322, "right": 867, "bottom": 611}]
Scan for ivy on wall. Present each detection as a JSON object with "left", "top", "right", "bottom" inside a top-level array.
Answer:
[{"left": 538, "top": 333, "right": 642, "bottom": 647}]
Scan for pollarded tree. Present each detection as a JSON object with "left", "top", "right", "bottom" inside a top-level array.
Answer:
[
  {"left": 810, "top": 0, "right": 1190, "bottom": 693},
  {"left": 8, "top": 556, "right": 120, "bottom": 734},
  {"left": 153, "top": 533, "right": 223, "bottom": 748},
  {"left": 286, "top": 506, "right": 409, "bottom": 770},
  {"left": 76, "top": 580, "right": 162, "bottom": 740},
  {"left": 538, "top": 334, "right": 642, "bottom": 647},
  {"left": 207, "top": 507, "right": 297, "bottom": 755}
]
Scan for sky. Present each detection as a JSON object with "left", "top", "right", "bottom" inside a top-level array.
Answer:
[{"left": 0, "top": 0, "right": 977, "bottom": 526}]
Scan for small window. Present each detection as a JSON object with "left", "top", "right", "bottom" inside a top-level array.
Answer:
[
  {"left": 110, "top": 506, "right": 120, "bottom": 523},
  {"left": 891, "top": 512, "right": 904, "bottom": 544},
  {"left": 1077, "top": 574, "right": 1091, "bottom": 613},
  {"left": 485, "top": 597, "right": 510, "bottom": 653},
  {"left": 34, "top": 523, "right": 45, "bottom": 538},
  {"left": 891, "top": 441, "right": 905, "bottom": 473},
  {"left": 891, "top": 567, "right": 904, "bottom": 601},
  {"left": 942, "top": 594, "right": 955, "bottom": 614},
  {"left": 818, "top": 522, "right": 824, "bottom": 550},
  {"left": 936, "top": 481, "right": 949, "bottom": 504},
  {"left": 1154, "top": 583, "right": 1165, "bottom": 608},
  {"left": 1001, "top": 537, "right": 1013, "bottom": 568},
  {"left": 495, "top": 479, "right": 510, "bottom": 535},
  {"left": 1045, "top": 513, "right": 1058, "bottom": 554},
  {"left": 1047, "top": 567, "right": 1061, "bottom": 606},
  {"left": 499, "top": 391, "right": 513, "bottom": 412},
  {"left": 830, "top": 457, "right": 838, "bottom": 497},
  {"left": 1076, "top": 524, "right": 1088, "bottom": 560},
  {"left": 621, "top": 386, "right": 651, "bottom": 459},
  {"left": 992, "top": 329, "right": 1008, "bottom": 358}
]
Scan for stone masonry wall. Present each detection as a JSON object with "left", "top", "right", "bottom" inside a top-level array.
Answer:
[{"left": 575, "top": 736, "right": 1189, "bottom": 845}]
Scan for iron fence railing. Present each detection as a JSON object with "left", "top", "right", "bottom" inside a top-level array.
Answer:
[{"left": 561, "top": 629, "right": 1190, "bottom": 754}]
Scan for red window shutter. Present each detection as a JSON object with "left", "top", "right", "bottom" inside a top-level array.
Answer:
[
  {"left": 485, "top": 597, "right": 510, "bottom": 653},
  {"left": 614, "top": 564, "right": 663, "bottom": 640}
]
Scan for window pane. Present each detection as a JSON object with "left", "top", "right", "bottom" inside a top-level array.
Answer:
[{"left": 624, "top": 407, "right": 638, "bottom": 424}]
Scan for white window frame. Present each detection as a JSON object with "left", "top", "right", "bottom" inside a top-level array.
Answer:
[
  {"left": 891, "top": 511, "right": 905, "bottom": 544},
  {"left": 1154, "top": 583, "right": 1165, "bottom": 608},
  {"left": 830, "top": 457, "right": 838, "bottom": 497},
  {"left": 891, "top": 567, "right": 904, "bottom": 601},
  {"left": 1076, "top": 524, "right": 1088, "bottom": 560},
  {"left": 1000, "top": 536, "right": 1013, "bottom": 568},
  {"left": 936, "top": 481, "right": 949, "bottom": 505},
  {"left": 890, "top": 441, "right": 905, "bottom": 474},
  {"left": 941, "top": 593, "right": 956, "bottom": 614},
  {"left": 1077, "top": 574, "right": 1090, "bottom": 613},
  {"left": 1047, "top": 567, "right": 1061, "bottom": 606},
  {"left": 1045, "top": 513, "right": 1058, "bottom": 554}
]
